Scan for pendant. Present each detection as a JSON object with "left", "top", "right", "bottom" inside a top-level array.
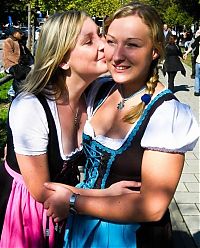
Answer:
[
  {"left": 74, "top": 109, "right": 80, "bottom": 129},
  {"left": 117, "top": 100, "right": 125, "bottom": 110}
]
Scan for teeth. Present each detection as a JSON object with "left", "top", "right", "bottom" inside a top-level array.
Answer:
[{"left": 115, "top": 66, "right": 126, "bottom": 70}]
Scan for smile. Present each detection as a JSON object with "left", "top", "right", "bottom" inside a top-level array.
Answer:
[{"left": 114, "top": 65, "right": 130, "bottom": 70}]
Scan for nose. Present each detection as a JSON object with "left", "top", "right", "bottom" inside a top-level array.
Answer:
[
  {"left": 112, "top": 44, "right": 125, "bottom": 63},
  {"left": 97, "top": 37, "right": 105, "bottom": 51}
]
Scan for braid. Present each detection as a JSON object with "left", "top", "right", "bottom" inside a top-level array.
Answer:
[
  {"left": 123, "top": 67, "right": 159, "bottom": 124},
  {"left": 146, "top": 66, "right": 159, "bottom": 95}
]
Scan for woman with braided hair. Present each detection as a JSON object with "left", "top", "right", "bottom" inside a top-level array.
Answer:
[{"left": 44, "top": 2, "right": 198, "bottom": 248}]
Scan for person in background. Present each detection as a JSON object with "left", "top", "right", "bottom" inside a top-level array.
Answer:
[
  {"left": 171, "top": 26, "right": 176, "bottom": 36},
  {"left": 2, "top": 29, "right": 23, "bottom": 99},
  {"left": 44, "top": 2, "right": 199, "bottom": 248},
  {"left": 2, "top": 29, "right": 23, "bottom": 72},
  {"left": 2, "top": 29, "right": 34, "bottom": 100},
  {"left": 184, "top": 30, "right": 200, "bottom": 96},
  {"left": 0, "top": 11, "right": 137, "bottom": 248},
  {"left": 183, "top": 30, "right": 193, "bottom": 52},
  {"left": 188, "top": 33, "right": 197, "bottom": 79},
  {"left": 163, "top": 23, "right": 172, "bottom": 44},
  {"left": 163, "top": 34, "right": 186, "bottom": 92},
  {"left": 19, "top": 35, "right": 34, "bottom": 67}
]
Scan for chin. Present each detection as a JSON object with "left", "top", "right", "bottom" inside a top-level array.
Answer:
[
  {"left": 111, "top": 73, "right": 130, "bottom": 84},
  {"left": 98, "top": 66, "right": 108, "bottom": 75}
]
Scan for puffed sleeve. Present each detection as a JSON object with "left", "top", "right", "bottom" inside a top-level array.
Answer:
[
  {"left": 9, "top": 93, "right": 49, "bottom": 155},
  {"left": 141, "top": 99, "right": 199, "bottom": 153}
]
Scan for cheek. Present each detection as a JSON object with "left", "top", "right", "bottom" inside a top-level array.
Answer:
[
  {"left": 85, "top": 48, "right": 98, "bottom": 61},
  {"left": 104, "top": 44, "right": 113, "bottom": 60}
]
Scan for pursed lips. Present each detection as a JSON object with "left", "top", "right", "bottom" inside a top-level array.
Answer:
[{"left": 97, "top": 56, "right": 106, "bottom": 61}]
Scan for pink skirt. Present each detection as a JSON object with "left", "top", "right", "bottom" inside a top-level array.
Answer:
[{"left": 0, "top": 162, "right": 55, "bottom": 248}]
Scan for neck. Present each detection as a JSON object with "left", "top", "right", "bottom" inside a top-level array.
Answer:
[
  {"left": 67, "top": 85, "right": 84, "bottom": 107},
  {"left": 63, "top": 76, "right": 90, "bottom": 108},
  {"left": 116, "top": 84, "right": 147, "bottom": 110},
  {"left": 119, "top": 83, "right": 146, "bottom": 99}
]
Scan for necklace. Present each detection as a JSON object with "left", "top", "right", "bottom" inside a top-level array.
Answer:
[
  {"left": 69, "top": 104, "right": 80, "bottom": 129},
  {"left": 117, "top": 85, "right": 146, "bottom": 110},
  {"left": 74, "top": 108, "right": 80, "bottom": 129}
]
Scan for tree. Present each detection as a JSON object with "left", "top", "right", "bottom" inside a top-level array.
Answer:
[
  {"left": 163, "top": 4, "right": 193, "bottom": 30},
  {"left": 0, "top": 0, "right": 198, "bottom": 31},
  {"left": 84, "top": 0, "right": 121, "bottom": 17},
  {"left": 37, "top": 0, "right": 131, "bottom": 17},
  {"left": 173, "top": 0, "right": 200, "bottom": 21}
]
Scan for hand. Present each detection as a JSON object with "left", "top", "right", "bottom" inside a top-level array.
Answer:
[
  {"left": 43, "top": 182, "right": 73, "bottom": 223},
  {"left": 183, "top": 53, "right": 187, "bottom": 60},
  {"left": 107, "top": 180, "right": 141, "bottom": 196}
]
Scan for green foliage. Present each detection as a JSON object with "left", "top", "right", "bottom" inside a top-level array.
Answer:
[
  {"left": 41, "top": 0, "right": 199, "bottom": 27},
  {"left": 0, "top": 74, "right": 12, "bottom": 157},
  {"left": 163, "top": 4, "right": 193, "bottom": 29},
  {"left": 1, "top": 0, "right": 199, "bottom": 28},
  {"left": 0, "top": 82, "right": 12, "bottom": 102},
  {"left": 0, "top": 104, "right": 9, "bottom": 126},
  {"left": 173, "top": 0, "right": 200, "bottom": 21},
  {"left": 84, "top": 0, "right": 121, "bottom": 17},
  {"left": 43, "top": 0, "right": 126, "bottom": 17},
  {"left": 0, "top": 79, "right": 11, "bottom": 123}
]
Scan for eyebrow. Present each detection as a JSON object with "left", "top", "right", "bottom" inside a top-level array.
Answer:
[
  {"left": 79, "top": 33, "right": 92, "bottom": 42},
  {"left": 106, "top": 34, "right": 143, "bottom": 42},
  {"left": 81, "top": 26, "right": 99, "bottom": 38}
]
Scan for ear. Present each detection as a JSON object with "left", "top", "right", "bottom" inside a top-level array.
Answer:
[
  {"left": 59, "top": 61, "right": 70, "bottom": 70},
  {"left": 152, "top": 48, "right": 159, "bottom": 60}
]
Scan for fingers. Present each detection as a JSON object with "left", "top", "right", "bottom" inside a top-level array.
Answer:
[
  {"left": 44, "top": 201, "right": 48, "bottom": 209},
  {"left": 54, "top": 217, "right": 61, "bottom": 223},
  {"left": 43, "top": 182, "right": 58, "bottom": 191},
  {"left": 46, "top": 210, "right": 59, "bottom": 221},
  {"left": 46, "top": 208, "right": 53, "bottom": 217},
  {"left": 122, "top": 188, "right": 140, "bottom": 194},
  {"left": 119, "top": 181, "right": 141, "bottom": 194},
  {"left": 45, "top": 205, "right": 60, "bottom": 220},
  {"left": 120, "top": 180, "right": 141, "bottom": 188}
]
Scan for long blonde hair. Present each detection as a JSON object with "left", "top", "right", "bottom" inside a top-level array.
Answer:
[
  {"left": 105, "top": 2, "right": 165, "bottom": 123},
  {"left": 20, "top": 10, "right": 88, "bottom": 97}
]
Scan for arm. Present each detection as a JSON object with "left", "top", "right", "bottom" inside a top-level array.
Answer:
[
  {"left": 183, "top": 37, "right": 199, "bottom": 59},
  {"left": 73, "top": 150, "right": 184, "bottom": 222},
  {"left": 45, "top": 180, "right": 141, "bottom": 196},
  {"left": 176, "top": 44, "right": 183, "bottom": 58},
  {"left": 17, "top": 153, "right": 136, "bottom": 204},
  {"left": 43, "top": 180, "right": 141, "bottom": 220},
  {"left": 16, "top": 153, "right": 52, "bottom": 203},
  {"left": 183, "top": 46, "right": 192, "bottom": 60},
  {"left": 9, "top": 95, "right": 53, "bottom": 203},
  {"left": 44, "top": 150, "right": 184, "bottom": 223}
]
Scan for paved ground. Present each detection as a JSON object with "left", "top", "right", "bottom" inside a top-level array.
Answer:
[{"left": 159, "top": 64, "right": 200, "bottom": 248}]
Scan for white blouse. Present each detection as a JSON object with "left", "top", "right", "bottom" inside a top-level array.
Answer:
[
  {"left": 84, "top": 81, "right": 199, "bottom": 153},
  {"left": 9, "top": 93, "right": 81, "bottom": 160}
]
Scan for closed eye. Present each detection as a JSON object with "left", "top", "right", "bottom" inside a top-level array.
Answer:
[
  {"left": 106, "top": 39, "right": 115, "bottom": 45},
  {"left": 126, "top": 43, "right": 139, "bottom": 48},
  {"left": 85, "top": 40, "right": 93, "bottom": 45}
]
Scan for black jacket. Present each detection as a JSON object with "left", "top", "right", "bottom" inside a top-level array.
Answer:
[
  {"left": 191, "top": 35, "right": 200, "bottom": 59},
  {"left": 163, "top": 43, "right": 186, "bottom": 76}
]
